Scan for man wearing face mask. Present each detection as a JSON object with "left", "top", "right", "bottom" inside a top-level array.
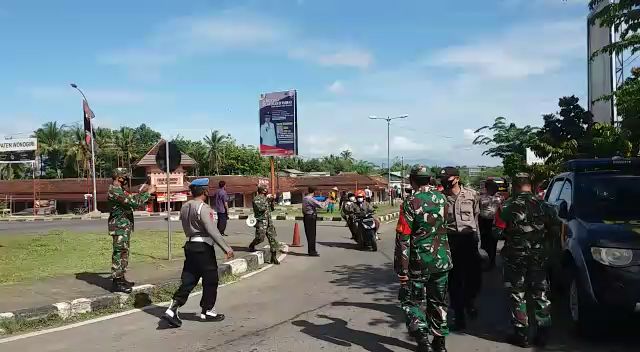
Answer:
[
  {"left": 108, "top": 168, "right": 156, "bottom": 293},
  {"left": 439, "top": 167, "right": 481, "bottom": 331}
]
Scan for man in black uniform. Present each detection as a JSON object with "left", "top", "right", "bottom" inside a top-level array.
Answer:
[{"left": 163, "top": 178, "right": 234, "bottom": 328}]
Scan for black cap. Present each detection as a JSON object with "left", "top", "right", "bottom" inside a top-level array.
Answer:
[{"left": 439, "top": 167, "right": 460, "bottom": 177}]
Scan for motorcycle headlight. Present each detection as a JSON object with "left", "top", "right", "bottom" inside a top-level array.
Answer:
[{"left": 590, "top": 247, "right": 633, "bottom": 267}]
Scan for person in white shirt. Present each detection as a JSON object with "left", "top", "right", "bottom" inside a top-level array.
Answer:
[
  {"left": 364, "top": 186, "right": 373, "bottom": 203},
  {"left": 260, "top": 116, "right": 277, "bottom": 147}
]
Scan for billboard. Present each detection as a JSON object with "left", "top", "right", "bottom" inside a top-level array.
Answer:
[
  {"left": 587, "top": 1, "right": 614, "bottom": 124},
  {"left": 259, "top": 90, "right": 298, "bottom": 156},
  {"left": 0, "top": 138, "right": 37, "bottom": 164}
]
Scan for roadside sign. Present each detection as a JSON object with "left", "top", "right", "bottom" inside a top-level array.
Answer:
[
  {"left": 0, "top": 138, "right": 37, "bottom": 164},
  {"left": 155, "top": 141, "right": 181, "bottom": 172},
  {"left": 259, "top": 90, "right": 298, "bottom": 156}
]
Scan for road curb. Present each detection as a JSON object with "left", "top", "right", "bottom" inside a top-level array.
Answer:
[{"left": 0, "top": 244, "right": 288, "bottom": 332}]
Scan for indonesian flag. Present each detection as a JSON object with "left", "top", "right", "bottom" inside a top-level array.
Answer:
[{"left": 83, "top": 99, "right": 95, "bottom": 145}]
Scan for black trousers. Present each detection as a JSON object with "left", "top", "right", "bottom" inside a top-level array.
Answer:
[
  {"left": 173, "top": 242, "right": 219, "bottom": 311},
  {"left": 479, "top": 217, "right": 497, "bottom": 267},
  {"left": 448, "top": 233, "right": 482, "bottom": 315},
  {"left": 303, "top": 214, "right": 318, "bottom": 255},
  {"left": 216, "top": 212, "right": 228, "bottom": 235}
]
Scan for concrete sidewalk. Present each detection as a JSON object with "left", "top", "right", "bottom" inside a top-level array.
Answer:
[{"left": 0, "top": 233, "right": 275, "bottom": 315}]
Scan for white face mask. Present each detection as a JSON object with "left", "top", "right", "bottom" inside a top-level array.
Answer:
[
  {"left": 349, "top": 197, "right": 356, "bottom": 202},
  {"left": 356, "top": 197, "right": 364, "bottom": 203}
]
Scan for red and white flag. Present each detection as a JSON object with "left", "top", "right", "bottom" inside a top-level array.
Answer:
[{"left": 82, "top": 99, "right": 95, "bottom": 145}]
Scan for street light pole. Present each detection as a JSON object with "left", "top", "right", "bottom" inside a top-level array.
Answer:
[
  {"left": 369, "top": 114, "right": 408, "bottom": 205},
  {"left": 70, "top": 83, "right": 98, "bottom": 213}
]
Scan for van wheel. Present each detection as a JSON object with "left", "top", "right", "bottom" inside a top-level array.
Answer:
[{"left": 567, "top": 266, "right": 599, "bottom": 336}]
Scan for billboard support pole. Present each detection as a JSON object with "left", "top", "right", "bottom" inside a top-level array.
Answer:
[
  {"left": 32, "top": 161, "right": 36, "bottom": 216},
  {"left": 166, "top": 140, "right": 172, "bottom": 261},
  {"left": 270, "top": 157, "right": 276, "bottom": 196}
]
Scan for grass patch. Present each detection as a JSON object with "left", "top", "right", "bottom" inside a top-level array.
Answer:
[
  {"left": 0, "top": 229, "right": 187, "bottom": 285},
  {"left": 0, "top": 272, "right": 246, "bottom": 336}
]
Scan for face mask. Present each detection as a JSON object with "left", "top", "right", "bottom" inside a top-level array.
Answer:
[
  {"left": 356, "top": 197, "right": 364, "bottom": 203},
  {"left": 442, "top": 178, "right": 456, "bottom": 190},
  {"left": 119, "top": 177, "right": 129, "bottom": 186},
  {"left": 349, "top": 197, "right": 356, "bottom": 202}
]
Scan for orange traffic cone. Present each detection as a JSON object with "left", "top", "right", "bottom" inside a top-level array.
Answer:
[{"left": 291, "top": 222, "right": 303, "bottom": 247}]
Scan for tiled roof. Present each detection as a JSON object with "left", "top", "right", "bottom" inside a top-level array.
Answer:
[{"left": 135, "top": 139, "right": 197, "bottom": 167}]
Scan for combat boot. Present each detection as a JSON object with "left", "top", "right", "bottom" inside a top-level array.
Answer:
[
  {"left": 507, "top": 328, "right": 530, "bottom": 348},
  {"left": 200, "top": 308, "right": 225, "bottom": 322},
  {"left": 533, "top": 326, "right": 550, "bottom": 347},
  {"left": 162, "top": 300, "right": 182, "bottom": 328},
  {"left": 270, "top": 251, "right": 280, "bottom": 265},
  {"left": 431, "top": 336, "right": 447, "bottom": 352},
  {"left": 111, "top": 278, "right": 132, "bottom": 294},
  {"left": 122, "top": 277, "right": 135, "bottom": 287},
  {"left": 248, "top": 240, "right": 257, "bottom": 252},
  {"left": 415, "top": 335, "right": 432, "bottom": 352}
]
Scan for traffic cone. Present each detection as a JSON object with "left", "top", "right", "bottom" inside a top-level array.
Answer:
[{"left": 291, "top": 222, "right": 303, "bottom": 247}]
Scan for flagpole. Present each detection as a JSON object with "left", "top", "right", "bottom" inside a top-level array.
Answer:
[{"left": 70, "top": 83, "right": 98, "bottom": 213}]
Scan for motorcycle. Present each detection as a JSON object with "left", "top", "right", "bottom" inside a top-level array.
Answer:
[{"left": 355, "top": 211, "right": 377, "bottom": 252}]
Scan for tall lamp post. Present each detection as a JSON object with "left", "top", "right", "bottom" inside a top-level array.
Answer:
[
  {"left": 369, "top": 114, "right": 408, "bottom": 205},
  {"left": 70, "top": 83, "right": 98, "bottom": 213}
]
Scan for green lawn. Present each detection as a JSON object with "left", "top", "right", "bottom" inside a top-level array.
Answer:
[{"left": 0, "top": 230, "right": 187, "bottom": 285}]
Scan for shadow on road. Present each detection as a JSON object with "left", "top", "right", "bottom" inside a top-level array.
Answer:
[
  {"left": 326, "top": 263, "right": 399, "bottom": 303},
  {"left": 74, "top": 272, "right": 113, "bottom": 291},
  {"left": 332, "top": 301, "right": 404, "bottom": 329},
  {"left": 292, "top": 314, "right": 415, "bottom": 352},
  {"left": 317, "top": 241, "right": 360, "bottom": 250}
]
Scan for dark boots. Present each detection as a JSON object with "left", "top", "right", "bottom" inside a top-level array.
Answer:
[
  {"left": 248, "top": 240, "right": 257, "bottom": 252},
  {"left": 270, "top": 251, "right": 280, "bottom": 265},
  {"left": 534, "top": 326, "right": 550, "bottom": 347},
  {"left": 111, "top": 278, "right": 132, "bottom": 294},
  {"left": 162, "top": 300, "right": 182, "bottom": 328},
  {"left": 416, "top": 335, "right": 432, "bottom": 352},
  {"left": 431, "top": 336, "right": 447, "bottom": 352},
  {"left": 507, "top": 328, "right": 531, "bottom": 348}
]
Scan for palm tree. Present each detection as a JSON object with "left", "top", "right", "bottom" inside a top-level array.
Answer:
[
  {"left": 35, "top": 121, "right": 66, "bottom": 178},
  {"left": 203, "top": 130, "right": 229, "bottom": 175},
  {"left": 64, "top": 126, "right": 91, "bottom": 177},
  {"left": 0, "top": 163, "right": 26, "bottom": 180},
  {"left": 114, "top": 127, "right": 136, "bottom": 176},
  {"left": 340, "top": 149, "right": 354, "bottom": 162}
]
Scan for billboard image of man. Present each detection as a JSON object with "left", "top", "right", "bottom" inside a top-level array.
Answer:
[{"left": 260, "top": 114, "right": 277, "bottom": 147}]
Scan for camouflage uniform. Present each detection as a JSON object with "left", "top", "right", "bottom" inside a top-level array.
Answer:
[
  {"left": 394, "top": 167, "right": 452, "bottom": 341},
  {"left": 341, "top": 199, "right": 358, "bottom": 239},
  {"left": 495, "top": 183, "right": 560, "bottom": 332},
  {"left": 107, "top": 184, "right": 150, "bottom": 279},
  {"left": 250, "top": 189, "right": 278, "bottom": 255}
]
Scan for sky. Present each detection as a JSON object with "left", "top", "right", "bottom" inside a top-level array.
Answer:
[{"left": 0, "top": 0, "right": 590, "bottom": 166}]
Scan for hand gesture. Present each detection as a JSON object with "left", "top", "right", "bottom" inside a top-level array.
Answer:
[
  {"left": 147, "top": 185, "right": 157, "bottom": 194},
  {"left": 225, "top": 249, "right": 235, "bottom": 260}
]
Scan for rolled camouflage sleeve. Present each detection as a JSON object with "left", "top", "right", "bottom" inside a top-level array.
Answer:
[{"left": 110, "top": 188, "right": 150, "bottom": 209}]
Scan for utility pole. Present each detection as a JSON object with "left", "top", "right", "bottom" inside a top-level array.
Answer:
[{"left": 369, "top": 115, "right": 408, "bottom": 205}]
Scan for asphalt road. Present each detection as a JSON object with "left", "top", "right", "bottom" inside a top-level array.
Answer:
[{"left": 1, "top": 221, "right": 637, "bottom": 352}]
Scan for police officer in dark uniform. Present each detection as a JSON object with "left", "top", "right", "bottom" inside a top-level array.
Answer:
[{"left": 163, "top": 178, "right": 234, "bottom": 328}]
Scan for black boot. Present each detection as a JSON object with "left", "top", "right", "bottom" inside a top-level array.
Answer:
[
  {"left": 200, "top": 308, "right": 225, "bottom": 322},
  {"left": 507, "top": 328, "right": 530, "bottom": 348},
  {"left": 533, "top": 326, "right": 550, "bottom": 347},
  {"left": 270, "top": 251, "right": 280, "bottom": 265},
  {"left": 248, "top": 240, "right": 257, "bottom": 252},
  {"left": 162, "top": 300, "right": 182, "bottom": 328},
  {"left": 122, "top": 277, "right": 135, "bottom": 287},
  {"left": 111, "top": 278, "right": 132, "bottom": 294},
  {"left": 416, "top": 335, "right": 432, "bottom": 352},
  {"left": 431, "top": 336, "right": 447, "bottom": 352}
]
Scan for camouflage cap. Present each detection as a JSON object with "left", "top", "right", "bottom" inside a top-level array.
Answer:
[
  {"left": 513, "top": 172, "right": 532, "bottom": 186},
  {"left": 409, "top": 164, "right": 433, "bottom": 177},
  {"left": 257, "top": 184, "right": 268, "bottom": 193},
  {"left": 112, "top": 167, "right": 130, "bottom": 179}
]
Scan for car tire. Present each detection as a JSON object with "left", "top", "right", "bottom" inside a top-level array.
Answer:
[{"left": 567, "top": 265, "right": 599, "bottom": 336}]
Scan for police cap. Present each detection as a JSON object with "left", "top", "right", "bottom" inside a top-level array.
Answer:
[
  {"left": 190, "top": 178, "right": 209, "bottom": 188},
  {"left": 112, "top": 168, "right": 130, "bottom": 180},
  {"left": 439, "top": 167, "right": 460, "bottom": 178},
  {"left": 513, "top": 172, "right": 532, "bottom": 186}
]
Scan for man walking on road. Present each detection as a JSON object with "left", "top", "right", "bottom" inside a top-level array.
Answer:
[
  {"left": 108, "top": 168, "right": 155, "bottom": 294},
  {"left": 212, "top": 180, "right": 229, "bottom": 236},
  {"left": 248, "top": 184, "right": 280, "bottom": 264},
  {"left": 395, "top": 165, "right": 452, "bottom": 352},
  {"left": 494, "top": 173, "right": 559, "bottom": 348},
  {"left": 163, "top": 178, "right": 234, "bottom": 328},
  {"left": 440, "top": 166, "right": 481, "bottom": 331},
  {"left": 479, "top": 179, "right": 502, "bottom": 269},
  {"left": 302, "top": 186, "right": 326, "bottom": 257}
]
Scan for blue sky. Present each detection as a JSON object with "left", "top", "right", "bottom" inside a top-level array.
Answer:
[{"left": 0, "top": 0, "right": 589, "bottom": 165}]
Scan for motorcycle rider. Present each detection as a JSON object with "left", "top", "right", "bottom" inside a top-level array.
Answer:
[
  {"left": 354, "top": 190, "right": 378, "bottom": 247},
  {"left": 341, "top": 192, "right": 358, "bottom": 240}
]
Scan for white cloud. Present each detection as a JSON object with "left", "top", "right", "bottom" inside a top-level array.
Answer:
[
  {"left": 429, "top": 20, "right": 585, "bottom": 79},
  {"left": 289, "top": 45, "right": 373, "bottom": 69},
  {"left": 327, "top": 80, "right": 346, "bottom": 94},
  {"left": 463, "top": 128, "right": 478, "bottom": 142},
  {"left": 392, "top": 136, "right": 430, "bottom": 152}
]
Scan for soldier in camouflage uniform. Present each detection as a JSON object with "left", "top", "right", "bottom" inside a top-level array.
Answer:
[
  {"left": 248, "top": 184, "right": 279, "bottom": 264},
  {"left": 395, "top": 165, "right": 452, "bottom": 352},
  {"left": 494, "top": 173, "right": 560, "bottom": 348},
  {"left": 108, "top": 168, "right": 155, "bottom": 293}
]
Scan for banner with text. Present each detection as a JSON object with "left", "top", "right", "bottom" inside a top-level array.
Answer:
[
  {"left": 0, "top": 138, "right": 37, "bottom": 164},
  {"left": 259, "top": 90, "right": 298, "bottom": 157}
]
